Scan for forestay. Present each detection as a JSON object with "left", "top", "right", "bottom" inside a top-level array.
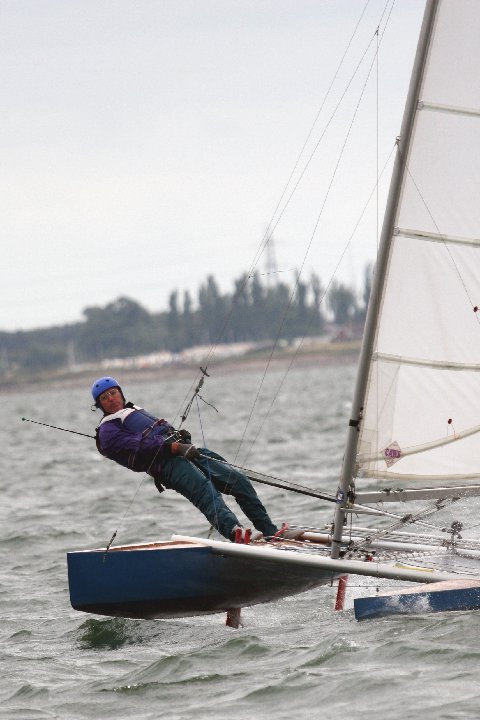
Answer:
[{"left": 356, "top": 0, "right": 480, "bottom": 489}]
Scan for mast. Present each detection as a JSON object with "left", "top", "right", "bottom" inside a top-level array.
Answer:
[{"left": 330, "top": 0, "right": 440, "bottom": 559}]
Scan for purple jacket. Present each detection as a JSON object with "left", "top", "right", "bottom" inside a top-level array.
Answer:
[{"left": 96, "top": 405, "right": 175, "bottom": 473}]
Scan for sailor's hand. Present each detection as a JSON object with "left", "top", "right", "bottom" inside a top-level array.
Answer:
[
  {"left": 171, "top": 442, "right": 200, "bottom": 460},
  {"left": 177, "top": 429, "right": 192, "bottom": 443}
]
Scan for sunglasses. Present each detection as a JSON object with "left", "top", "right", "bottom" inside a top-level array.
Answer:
[{"left": 100, "top": 388, "right": 120, "bottom": 400}]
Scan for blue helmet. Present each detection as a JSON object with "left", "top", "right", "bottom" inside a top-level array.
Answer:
[{"left": 91, "top": 376, "right": 121, "bottom": 404}]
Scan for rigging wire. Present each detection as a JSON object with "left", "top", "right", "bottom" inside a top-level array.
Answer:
[
  {"left": 172, "top": 1, "right": 392, "bottom": 428},
  {"left": 21, "top": 417, "right": 94, "bottom": 439},
  {"left": 194, "top": 395, "right": 221, "bottom": 538},
  {"left": 241, "top": 144, "right": 398, "bottom": 465},
  {"left": 103, "top": 475, "right": 149, "bottom": 558},
  {"left": 102, "top": 415, "right": 185, "bottom": 555},
  {"left": 232, "top": 20, "right": 396, "bottom": 468},
  {"left": 252, "top": 0, "right": 395, "bottom": 280},
  {"left": 346, "top": 496, "right": 461, "bottom": 551},
  {"left": 402, "top": 159, "right": 480, "bottom": 322},
  {"left": 354, "top": 106, "right": 480, "bottom": 546},
  {"left": 97, "top": 2, "right": 405, "bottom": 543},
  {"left": 247, "top": 0, "right": 377, "bottom": 276},
  {"left": 332, "top": 0, "right": 480, "bottom": 548},
  {"left": 23, "top": 413, "right": 480, "bottom": 547}
]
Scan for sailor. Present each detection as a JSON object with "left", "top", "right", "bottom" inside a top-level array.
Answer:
[{"left": 91, "top": 376, "right": 280, "bottom": 542}]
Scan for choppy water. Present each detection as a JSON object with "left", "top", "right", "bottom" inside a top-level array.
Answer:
[{"left": 2, "top": 361, "right": 480, "bottom": 720}]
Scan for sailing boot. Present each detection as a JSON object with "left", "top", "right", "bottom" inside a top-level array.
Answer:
[{"left": 230, "top": 526, "right": 263, "bottom": 544}]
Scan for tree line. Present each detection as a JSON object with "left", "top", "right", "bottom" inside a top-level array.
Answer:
[{"left": 0, "top": 267, "right": 372, "bottom": 377}]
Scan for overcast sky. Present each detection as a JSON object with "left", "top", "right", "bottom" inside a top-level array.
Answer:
[{"left": 1, "top": 0, "right": 425, "bottom": 331}]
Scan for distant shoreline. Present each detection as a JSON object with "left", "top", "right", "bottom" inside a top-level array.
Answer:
[{"left": 0, "top": 340, "right": 360, "bottom": 394}]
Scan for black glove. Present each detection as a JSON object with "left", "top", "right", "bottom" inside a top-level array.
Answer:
[
  {"left": 177, "top": 429, "right": 192, "bottom": 443},
  {"left": 171, "top": 442, "right": 200, "bottom": 460}
]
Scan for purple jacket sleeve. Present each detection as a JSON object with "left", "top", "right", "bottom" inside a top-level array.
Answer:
[{"left": 97, "top": 419, "right": 172, "bottom": 472}]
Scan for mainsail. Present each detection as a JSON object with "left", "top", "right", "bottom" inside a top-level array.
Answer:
[{"left": 352, "top": 0, "right": 480, "bottom": 494}]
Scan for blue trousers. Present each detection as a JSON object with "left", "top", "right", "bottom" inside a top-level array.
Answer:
[{"left": 155, "top": 449, "right": 278, "bottom": 540}]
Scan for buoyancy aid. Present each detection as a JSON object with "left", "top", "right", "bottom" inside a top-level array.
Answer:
[
  {"left": 99, "top": 404, "right": 174, "bottom": 437},
  {"left": 95, "top": 404, "right": 176, "bottom": 472}
]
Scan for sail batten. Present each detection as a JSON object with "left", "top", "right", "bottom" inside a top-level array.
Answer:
[
  {"left": 373, "top": 353, "right": 480, "bottom": 372},
  {"left": 395, "top": 228, "right": 480, "bottom": 248},
  {"left": 355, "top": 485, "right": 480, "bottom": 504},
  {"left": 359, "top": 471, "right": 480, "bottom": 484},
  {"left": 357, "top": 421, "right": 480, "bottom": 465},
  {"left": 355, "top": 0, "right": 480, "bottom": 492},
  {"left": 418, "top": 100, "right": 480, "bottom": 117}
]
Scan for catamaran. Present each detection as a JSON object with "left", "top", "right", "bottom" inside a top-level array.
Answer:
[{"left": 67, "top": 0, "right": 480, "bottom": 622}]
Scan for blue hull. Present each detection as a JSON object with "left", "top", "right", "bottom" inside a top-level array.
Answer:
[
  {"left": 67, "top": 542, "right": 332, "bottom": 619},
  {"left": 354, "top": 585, "right": 480, "bottom": 620}
]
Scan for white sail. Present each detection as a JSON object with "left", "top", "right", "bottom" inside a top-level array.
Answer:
[{"left": 356, "top": 0, "right": 480, "bottom": 490}]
